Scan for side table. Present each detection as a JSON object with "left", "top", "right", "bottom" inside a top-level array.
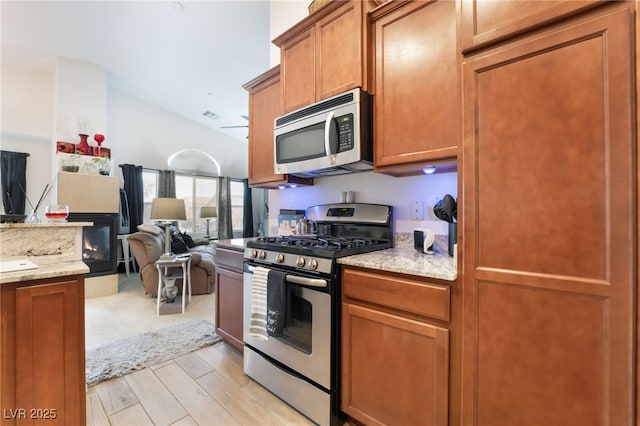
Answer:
[{"left": 154, "top": 254, "right": 192, "bottom": 315}]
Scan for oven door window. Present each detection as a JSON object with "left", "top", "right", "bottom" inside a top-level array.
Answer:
[{"left": 279, "top": 286, "right": 312, "bottom": 354}]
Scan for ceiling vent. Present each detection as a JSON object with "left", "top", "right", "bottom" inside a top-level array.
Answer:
[{"left": 202, "top": 111, "right": 218, "bottom": 119}]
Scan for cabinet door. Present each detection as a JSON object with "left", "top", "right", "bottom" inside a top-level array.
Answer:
[
  {"left": 373, "top": 0, "right": 460, "bottom": 174},
  {"left": 461, "top": 6, "right": 634, "bottom": 426},
  {"left": 215, "top": 267, "right": 244, "bottom": 352},
  {"left": 280, "top": 28, "right": 316, "bottom": 113},
  {"left": 460, "top": 0, "right": 602, "bottom": 52},
  {"left": 15, "top": 279, "right": 85, "bottom": 426},
  {"left": 244, "top": 67, "right": 313, "bottom": 189},
  {"left": 316, "top": 1, "right": 365, "bottom": 100},
  {"left": 247, "top": 67, "right": 283, "bottom": 186},
  {"left": 342, "top": 303, "right": 449, "bottom": 426}
]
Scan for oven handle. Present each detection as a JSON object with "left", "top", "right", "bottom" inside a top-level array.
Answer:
[{"left": 246, "top": 265, "right": 327, "bottom": 288}]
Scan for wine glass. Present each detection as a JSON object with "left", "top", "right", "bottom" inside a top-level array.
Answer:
[{"left": 44, "top": 205, "right": 69, "bottom": 222}]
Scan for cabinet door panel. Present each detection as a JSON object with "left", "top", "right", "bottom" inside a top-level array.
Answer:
[
  {"left": 462, "top": 7, "right": 634, "bottom": 426},
  {"left": 247, "top": 70, "right": 283, "bottom": 185},
  {"left": 342, "top": 303, "right": 448, "bottom": 426},
  {"left": 281, "top": 30, "right": 316, "bottom": 113},
  {"left": 15, "top": 280, "right": 84, "bottom": 426},
  {"left": 317, "top": 3, "right": 362, "bottom": 99},
  {"left": 460, "top": 0, "right": 603, "bottom": 51},
  {"left": 215, "top": 267, "right": 244, "bottom": 352},
  {"left": 374, "top": 0, "right": 460, "bottom": 170}
]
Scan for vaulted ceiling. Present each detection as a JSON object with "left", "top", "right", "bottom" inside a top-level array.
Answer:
[{"left": 1, "top": 1, "right": 272, "bottom": 142}]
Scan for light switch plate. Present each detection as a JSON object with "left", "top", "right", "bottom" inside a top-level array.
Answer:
[{"left": 411, "top": 201, "right": 424, "bottom": 220}]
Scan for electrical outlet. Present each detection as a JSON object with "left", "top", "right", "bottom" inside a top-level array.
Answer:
[{"left": 411, "top": 201, "right": 424, "bottom": 220}]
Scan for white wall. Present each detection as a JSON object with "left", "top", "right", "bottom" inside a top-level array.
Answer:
[
  {"left": 54, "top": 58, "right": 107, "bottom": 142},
  {"left": 269, "top": 171, "right": 458, "bottom": 235},
  {"left": 107, "top": 89, "right": 247, "bottom": 179},
  {"left": 0, "top": 58, "right": 249, "bottom": 215},
  {"left": 269, "top": 1, "right": 309, "bottom": 66},
  {"left": 0, "top": 64, "right": 56, "bottom": 212}
]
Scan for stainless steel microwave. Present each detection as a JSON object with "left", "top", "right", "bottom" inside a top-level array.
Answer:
[{"left": 274, "top": 88, "right": 373, "bottom": 178}]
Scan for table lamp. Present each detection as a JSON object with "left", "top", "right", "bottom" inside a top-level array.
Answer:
[
  {"left": 150, "top": 197, "right": 187, "bottom": 260},
  {"left": 200, "top": 206, "right": 217, "bottom": 239}
]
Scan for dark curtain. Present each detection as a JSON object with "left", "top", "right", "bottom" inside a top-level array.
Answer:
[
  {"left": 158, "top": 169, "right": 176, "bottom": 198},
  {"left": 217, "top": 176, "right": 233, "bottom": 239},
  {"left": 0, "top": 150, "right": 29, "bottom": 214},
  {"left": 242, "top": 178, "right": 254, "bottom": 237},
  {"left": 120, "top": 164, "right": 144, "bottom": 231}
]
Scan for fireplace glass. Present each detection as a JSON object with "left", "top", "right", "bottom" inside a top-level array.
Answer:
[{"left": 67, "top": 213, "right": 118, "bottom": 277}]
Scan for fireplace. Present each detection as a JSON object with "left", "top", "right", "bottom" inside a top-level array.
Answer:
[{"left": 67, "top": 213, "right": 118, "bottom": 277}]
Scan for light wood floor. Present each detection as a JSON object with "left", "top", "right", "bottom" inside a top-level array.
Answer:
[
  {"left": 87, "top": 342, "right": 316, "bottom": 426},
  {"left": 85, "top": 274, "right": 316, "bottom": 425}
]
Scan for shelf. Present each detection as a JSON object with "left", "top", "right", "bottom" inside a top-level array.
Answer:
[{"left": 56, "top": 152, "right": 113, "bottom": 176}]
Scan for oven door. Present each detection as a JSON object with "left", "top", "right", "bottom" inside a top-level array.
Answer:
[{"left": 243, "top": 263, "right": 332, "bottom": 390}]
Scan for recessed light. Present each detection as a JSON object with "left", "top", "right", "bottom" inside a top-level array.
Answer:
[
  {"left": 422, "top": 166, "right": 437, "bottom": 174},
  {"left": 172, "top": 1, "right": 183, "bottom": 11},
  {"left": 202, "top": 111, "right": 218, "bottom": 119}
]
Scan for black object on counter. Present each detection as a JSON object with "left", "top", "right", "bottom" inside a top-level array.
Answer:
[{"left": 448, "top": 222, "right": 457, "bottom": 257}]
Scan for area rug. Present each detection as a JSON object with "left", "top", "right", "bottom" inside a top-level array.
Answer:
[{"left": 86, "top": 319, "right": 222, "bottom": 387}]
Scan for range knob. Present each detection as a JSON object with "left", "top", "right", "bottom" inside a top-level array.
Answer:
[
  {"left": 249, "top": 249, "right": 258, "bottom": 259},
  {"left": 296, "top": 256, "right": 306, "bottom": 267},
  {"left": 276, "top": 253, "right": 285, "bottom": 263},
  {"left": 309, "top": 258, "right": 318, "bottom": 270},
  {"left": 258, "top": 250, "right": 267, "bottom": 260}
]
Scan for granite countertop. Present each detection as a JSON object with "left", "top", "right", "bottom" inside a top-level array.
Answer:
[
  {"left": 0, "top": 220, "right": 91, "bottom": 284},
  {"left": 0, "top": 260, "right": 89, "bottom": 285},
  {"left": 212, "top": 237, "right": 256, "bottom": 252},
  {"left": 337, "top": 234, "right": 457, "bottom": 282}
]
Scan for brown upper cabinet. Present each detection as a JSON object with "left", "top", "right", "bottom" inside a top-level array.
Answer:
[
  {"left": 243, "top": 66, "right": 312, "bottom": 189},
  {"left": 371, "top": 0, "right": 460, "bottom": 176},
  {"left": 460, "top": 0, "right": 603, "bottom": 52},
  {"left": 273, "top": 0, "right": 380, "bottom": 114}
]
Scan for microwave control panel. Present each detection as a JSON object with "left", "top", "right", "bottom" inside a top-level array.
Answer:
[{"left": 337, "top": 114, "right": 354, "bottom": 152}]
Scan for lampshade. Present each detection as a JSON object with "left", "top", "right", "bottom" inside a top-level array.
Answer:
[
  {"left": 150, "top": 198, "right": 187, "bottom": 221},
  {"left": 200, "top": 206, "right": 217, "bottom": 219}
]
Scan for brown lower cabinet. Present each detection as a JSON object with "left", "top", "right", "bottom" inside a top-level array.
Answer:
[
  {"left": 1, "top": 275, "right": 86, "bottom": 426},
  {"left": 214, "top": 247, "right": 244, "bottom": 352},
  {"left": 341, "top": 266, "right": 454, "bottom": 426}
]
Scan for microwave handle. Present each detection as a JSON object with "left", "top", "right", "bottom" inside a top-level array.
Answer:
[{"left": 324, "top": 111, "right": 337, "bottom": 165}]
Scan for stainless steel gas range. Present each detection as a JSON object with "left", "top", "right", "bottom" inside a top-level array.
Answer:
[{"left": 242, "top": 203, "right": 393, "bottom": 426}]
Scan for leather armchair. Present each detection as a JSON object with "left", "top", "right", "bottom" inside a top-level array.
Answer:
[{"left": 128, "top": 229, "right": 215, "bottom": 296}]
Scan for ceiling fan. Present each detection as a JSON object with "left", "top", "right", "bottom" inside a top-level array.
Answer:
[{"left": 220, "top": 115, "right": 249, "bottom": 129}]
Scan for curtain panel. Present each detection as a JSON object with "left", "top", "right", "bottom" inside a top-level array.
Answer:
[
  {"left": 217, "top": 176, "right": 233, "bottom": 240},
  {"left": 0, "top": 150, "right": 29, "bottom": 214},
  {"left": 242, "top": 178, "right": 254, "bottom": 237},
  {"left": 120, "top": 164, "right": 144, "bottom": 231},
  {"left": 158, "top": 169, "right": 176, "bottom": 198}
]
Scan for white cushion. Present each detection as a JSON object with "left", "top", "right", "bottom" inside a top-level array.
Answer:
[{"left": 137, "top": 223, "right": 162, "bottom": 235}]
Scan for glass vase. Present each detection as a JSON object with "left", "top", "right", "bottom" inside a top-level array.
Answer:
[
  {"left": 25, "top": 210, "right": 41, "bottom": 224},
  {"left": 77, "top": 133, "right": 90, "bottom": 155}
]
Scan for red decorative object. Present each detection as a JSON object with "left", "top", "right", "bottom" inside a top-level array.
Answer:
[
  {"left": 94, "top": 134, "right": 105, "bottom": 156},
  {"left": 77, "top": 133, "right": 90, "bottom": 154}
]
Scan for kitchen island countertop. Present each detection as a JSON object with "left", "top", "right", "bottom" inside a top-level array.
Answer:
[{"left": 211, "top": 237, "right": 256, "bottom": 252}]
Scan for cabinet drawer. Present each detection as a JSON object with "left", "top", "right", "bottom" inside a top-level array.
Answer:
[
  {"left": 214, "top": 247, "right": 244, "bottom": 272},
  {"left": 342, "top": 267, "right": 450, "bottom": 321}
]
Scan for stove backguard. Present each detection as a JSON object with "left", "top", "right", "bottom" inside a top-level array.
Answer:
[{"left": 67, "top": 212, "right": 118, "bottom": 277}]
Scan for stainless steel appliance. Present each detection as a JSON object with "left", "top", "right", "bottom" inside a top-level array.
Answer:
[
  {"left": 243, "top": 203, "right": 393, "bottom": 426},
  {"left": 273, "top": 88, "right": 373, "bottom": 178}
]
